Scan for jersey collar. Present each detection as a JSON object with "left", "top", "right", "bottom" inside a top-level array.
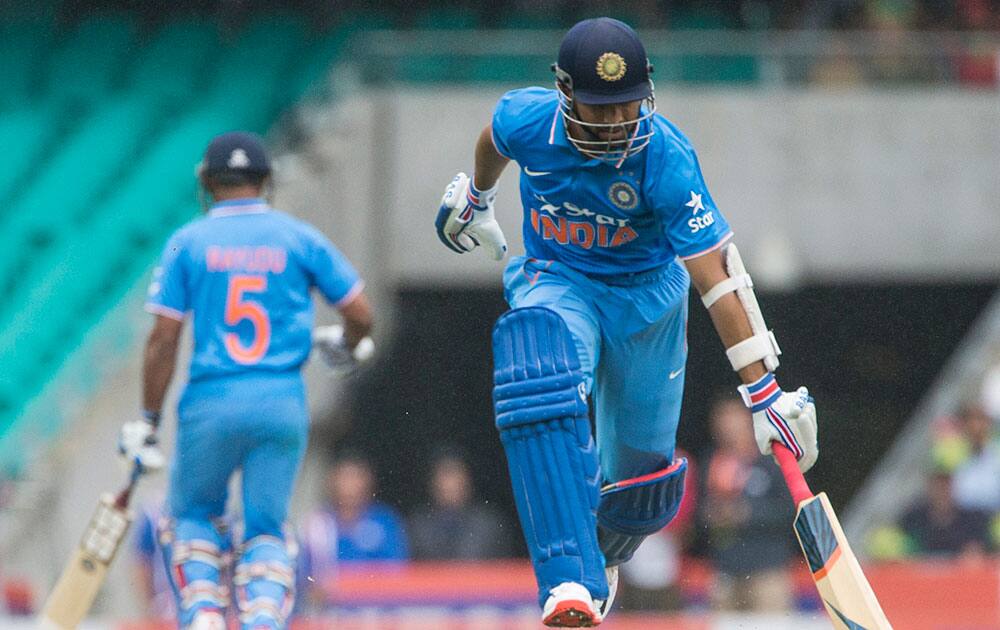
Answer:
[{"left": 208, "top": 197, "right": 270, "bottom": 217}]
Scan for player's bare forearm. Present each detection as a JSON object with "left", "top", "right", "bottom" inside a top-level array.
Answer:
[
  {"left": 339, "top": 291, "right": 373, "bottom": 348},
  {"left": 473, "top": 124, "right": 510, "bottom": 191},
  {"left": 142, "top": 315, "right": 183, "bottom": 416},
  {"left": 684, "top": 248, "right": 767, "bottom": 384}
]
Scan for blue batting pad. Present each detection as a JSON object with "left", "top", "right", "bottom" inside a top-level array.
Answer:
[
  {"left": 159, "top": 517, "right": 232, "bottom": 627},
  {"left": 493, "top": 307, "right": 607, "bottom": 606},
  {"left": 234, "top": 534, "right": 295, "bottom": 630},
  {"left": 598, "top": 458, "right": 687, "bottom": 566}
]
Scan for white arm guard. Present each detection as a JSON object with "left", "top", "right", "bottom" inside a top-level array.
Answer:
[{"left": 701, "top": 243, "right": 781, "bottom": 372}]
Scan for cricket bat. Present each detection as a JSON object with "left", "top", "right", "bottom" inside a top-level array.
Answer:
[
  {"left": 772, "top": 443, "right": 893, "bottom": 630},
  {"left": 39, "top": 465, "right": 143, "bottom": 630}
]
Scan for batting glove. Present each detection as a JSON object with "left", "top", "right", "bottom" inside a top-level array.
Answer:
[
  {"left": 434, "top": 172, "right": 507, "bottom": 260},
  {"left": 118, "top": 414, "right": 166, "bottom": 473},
  {"left": 313, "top": 325, "right": 375, "bottom": 373},
  {"left": 739, "top": 373, "right": 818, "bottom": 473}
]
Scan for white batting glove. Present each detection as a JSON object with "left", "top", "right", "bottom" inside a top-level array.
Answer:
[
  {"left": 118, "top": 416, "right": 165, "bottom": 473},
  {"left": 739, "top": 373, "right": 818, "bottom": 473},
  {"left": 434, "top": 172, "right": 507, "bottom": 261},
  {"left": 313, "top": 325, "right": 375, "bottom": 372}
]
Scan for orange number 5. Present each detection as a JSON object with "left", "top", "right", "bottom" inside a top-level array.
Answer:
[{"left": 224, "top": 275, "right": 270, "bottom": 364}]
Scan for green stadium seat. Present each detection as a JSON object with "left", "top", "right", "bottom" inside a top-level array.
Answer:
[
  {"left": 204, "top": 13, "right": 308, "bottom": 129},
  {"left": 45, "top": 14, "right": 136, "bottom": 106},
  {"left": 0, "top": 106, "right": 61, "bottom": 212},
  {"left": 92, "top": 105, "right": 234, "bottom": 246},
  {"left": 0, "top": 96, "right": 163, "bottom": 322},
  {"left": 0, "top": 109, "right": 227, "bottom": 429},
  {"left": 286, "top": 25, "right": 353, "bottom": 101},
  {"left": 0, "top": 21, "right": 52, "bottom": 110},
  {"left": 129, "top": 19, "right": 219, "bottom": 103}
]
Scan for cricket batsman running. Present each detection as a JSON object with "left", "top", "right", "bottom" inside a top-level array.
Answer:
[
  {"left": 118, "top": 131, "right": 374, "bottom": 630},
  {"left": 435, "top": 18, "right": 819, "bottom": 627}
]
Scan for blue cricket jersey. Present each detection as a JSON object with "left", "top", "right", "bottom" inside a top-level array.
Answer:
[
  {"left": 491, "top": 88, "right": 732, "bottom": 276},
  {"left": 145, "top": 198, "right": 362, "bottom": 382}
]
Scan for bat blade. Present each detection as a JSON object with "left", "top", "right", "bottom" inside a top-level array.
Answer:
[
  {"left": 39, "top": 493, "right": 133, "bottom": 629},
  {"left": 793, "top": 492, "right": 893, "bottom": 630}
]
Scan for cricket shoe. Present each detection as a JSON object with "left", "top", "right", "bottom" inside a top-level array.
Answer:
[
  {"left": 596, "top": 565, "right": 619, "bottom": 619},
  {"left": 188, "top": 610, "right": 226, "bottom": 630},
  {"left": 542, "top": 582, "right": 602, "bottom": 627}
]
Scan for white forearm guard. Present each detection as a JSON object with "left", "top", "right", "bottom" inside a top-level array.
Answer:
[{"left": 701, "top": 243, "right": 781, "bottom": 372}]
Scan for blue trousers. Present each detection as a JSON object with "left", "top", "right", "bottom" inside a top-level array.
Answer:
[
  {"left": 503, "top": 256, "right": 690, "bottom": 483},
  {"left": 169, "top": 373, "right": 308, "bottom": 539}
]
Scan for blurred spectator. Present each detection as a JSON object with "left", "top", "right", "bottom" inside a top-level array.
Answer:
[
  {"left": 700, "top": 397, "right": 795, "bottom": 612},
  {"left": 298, "top": 453, "right": 409, "bottom": 608},
  {"left": 302, "top": 454, "right": 409, "bottom": 577},
  {"left": 408, "top": 449, "right": 508, "bottom": 560},
  {"left": 899, "top": 468, "right": 992, "bottom": 558},
  {"left": 614, "top": 448, "right": 697, "bottom": 612},
  {"left": 132, "top": 496, "right": 174, "bottom": 620},
  {"left": 950, "top": 404, "right": 1000, "bottom": 512}
]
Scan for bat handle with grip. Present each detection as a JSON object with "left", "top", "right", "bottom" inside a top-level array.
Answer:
[
  {"left": 773, "top": 442, "right": 814, "bottom": 506},
  {"left": 113, "top": 463, "right": 144, "bottom": 510}
]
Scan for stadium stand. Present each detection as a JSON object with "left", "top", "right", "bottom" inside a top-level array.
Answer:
[{"left": 0, "top": 10, "right": 349, "bottom": 467}]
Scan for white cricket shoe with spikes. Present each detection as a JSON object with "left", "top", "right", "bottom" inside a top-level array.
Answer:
[
  {"left": 188, "top": 610, "right": 226, "bottom": 630},
  {"left": 542, "top": 581, "right": 602, "bottom": 627},
  {"left": 596, "top": 565, "right": 619, "bottom": 619}
]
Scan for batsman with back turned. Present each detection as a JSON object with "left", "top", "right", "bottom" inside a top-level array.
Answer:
[
  {"left": 435, "top": 18, "right": 819, "bottom": 627},
  {"left": 119, "top": 131, "right": 374, "bottom": 630}
]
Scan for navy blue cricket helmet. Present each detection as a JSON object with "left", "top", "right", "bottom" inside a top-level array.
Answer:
[
  {"left": 198, "top": 131, "right": 271, "bottom": 179},
  {"left": 552, "top": 18, "right": 656, "bottom": 165}
]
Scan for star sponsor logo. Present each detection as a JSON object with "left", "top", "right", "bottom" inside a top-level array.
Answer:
[
  {"left": 608, "top": 181, "right": 639, "bottom": 210},
  {"left": 685, "top": 191, "right": 705, "bottom": 214},
  {"left": 685, "top": 190, "right": 715, "bottom": 233}
]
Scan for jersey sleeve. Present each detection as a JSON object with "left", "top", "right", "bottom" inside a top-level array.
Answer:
[
  {"left": 302, "top": 226, "right": 363, "bottom": 307},
  {"left": 490, "top": 91, "right": 518, "bottom": 160},
  {"left": 650, "top": 138, "right": 733, "bottom": 260},
  {"left": 491, "top": 88, "right": 554, "bottom": 162},
  {"left": 145, "top": 232, "right": 190, "bottom": 320}
]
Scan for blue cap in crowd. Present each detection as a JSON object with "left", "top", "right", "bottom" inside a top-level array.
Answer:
[{"left": 555, "top": 17, "right": 652, "bottom": 105}]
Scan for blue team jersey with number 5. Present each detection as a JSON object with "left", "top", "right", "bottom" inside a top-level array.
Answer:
[
  {"left": 145, "top": 198, "right": 362, "bottom": 382},
  {"left": 491, "top": 87, "right": 732, "bottom": 276}
]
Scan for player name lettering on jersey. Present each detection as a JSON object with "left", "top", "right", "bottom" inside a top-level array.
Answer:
[{"left": 206, "top": 246, "right": 288, "bottom": 274}]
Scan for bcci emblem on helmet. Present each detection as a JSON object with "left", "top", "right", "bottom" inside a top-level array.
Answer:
[
  {"left": 596, "top": 52, "right": 627, "bottom": 82},
  {"left": 609, "top": 181, "right": 638, "bottom": 210}
]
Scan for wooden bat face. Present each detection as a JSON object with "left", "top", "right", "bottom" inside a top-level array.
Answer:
[
  {"left": 39, "top": 494, "right": 133, "bottom": 629},
  {"left": 794, "top": 492, "right": 893, "bottom": 630}
]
